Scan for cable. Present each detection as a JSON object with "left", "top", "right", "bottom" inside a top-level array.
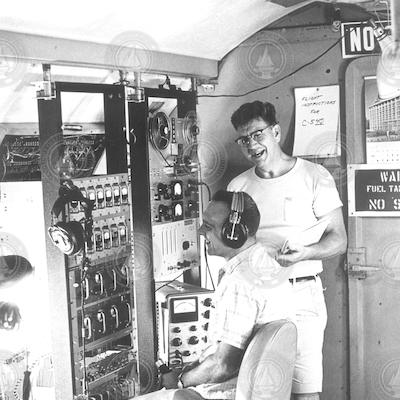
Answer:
[
  {"left": 79, "top": 255, "right": 89, "bottom": 398},
  {"left": 197, "top": 28, "right": 355, "bottom": 99},
  {"left": 156, "top": 147, "right": 173, "bottom": 167},
  {"left": 203, "top": 242, "right": 215, "bottom": 291},
  {"left": 155, "top": 272, "right": 185, "bottom": 292},
  {"left": 198, "top": 182, "right": 211, "bottom": 203}
]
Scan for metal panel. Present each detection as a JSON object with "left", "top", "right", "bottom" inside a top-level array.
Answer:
[
  {"left": 37, "top": 94, "right": 75, "bottom": 399},
  {"left": 0, "top": 30, "right": 218, "bottom": 79},
  {"left": 344, "top": 56, "right": 400, "bottom": 400}
]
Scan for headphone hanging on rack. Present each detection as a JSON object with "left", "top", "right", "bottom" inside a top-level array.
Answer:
[
  {"left": 48, "top": 181, "right": 94, "bottom": 256},
  {"left": 221, "top": 191, "right": 248, "bottom": 249}
]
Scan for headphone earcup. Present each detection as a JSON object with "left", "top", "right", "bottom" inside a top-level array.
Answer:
[
  {"left": 48, "top": 221, "right": 85, "bottom": 256},
  {"left": 221, "top": 221, "right": 248, "bottom": 249}
]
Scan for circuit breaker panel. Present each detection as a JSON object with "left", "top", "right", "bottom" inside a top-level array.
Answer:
[
  {"left": 130, "top": 89, "right": 202, "bottom": 284},
  {"left": 67, "top": 173, "right": 137, "bottom": 399}
]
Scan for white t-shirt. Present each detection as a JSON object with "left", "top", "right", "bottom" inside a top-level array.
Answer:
[{"left": 227, "top": 158, "right": 343, "bottom": 277}]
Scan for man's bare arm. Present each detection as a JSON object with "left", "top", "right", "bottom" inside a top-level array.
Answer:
[
  {"left": 277, "top": 207, "right": 347, "bottom": 265},
  {"left": 181, "top": 342, "right": 244, "bottom": 387}
]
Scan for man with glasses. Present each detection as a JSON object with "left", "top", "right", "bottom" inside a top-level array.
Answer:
[{"left": 227, "top": 101, "right": 347, "bottom": 400}]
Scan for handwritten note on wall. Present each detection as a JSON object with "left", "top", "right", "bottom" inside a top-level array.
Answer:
[{"left": 293, "top": 85, "right": 340, "bottom": 157}]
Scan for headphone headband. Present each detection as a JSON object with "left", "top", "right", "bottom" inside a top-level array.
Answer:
[
  {"left": 228, "top": 192, "right": 244, "bottom": 224},
  {"left": 51, "top": 180, "right": 94, "bottom": 218},
  {"left": 221, "top": 191, "right": 248, "bottom": 249},
  {"left": 48, "top": 180, "right": 94, "bottom": 256}
]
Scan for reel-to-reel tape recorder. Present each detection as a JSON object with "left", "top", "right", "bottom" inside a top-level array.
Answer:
[
  {"left": 130, "top": 89, "right": 202, "bottom": 283},
  {"left": 148, "top": 98, "right": 201, "bottom": 281}
]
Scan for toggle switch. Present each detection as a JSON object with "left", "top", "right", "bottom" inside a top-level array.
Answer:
[{"left": 110, "top": 305, "right": 119, "bottom": 329}]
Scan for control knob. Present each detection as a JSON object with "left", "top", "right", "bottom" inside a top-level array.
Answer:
[
  {"left": 188, "top": 336, "right": 199, "bottom": 345},
  {"left": 171, "top": 338, "right": 182, "bottom": 347},
  {"left": 202, "top": 298, "right": 212, "bottom": 307}
]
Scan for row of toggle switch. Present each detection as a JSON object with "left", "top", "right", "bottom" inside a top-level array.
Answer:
[
  {"left": 69, "top": 182, "right": 129, "bottom": 213},
  {"left": 86, "top": 222, "right": 128, "bottom": 253},
  {"left": 81, "top": 301, "right": 132, "bottom": 341},
  {"left": 77, "top": 265, "right": 130, "bottom": 301}
]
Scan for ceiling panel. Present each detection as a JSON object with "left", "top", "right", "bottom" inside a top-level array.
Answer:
[{"left": 0, "top": 0, "right": 372, "bottom": 60}]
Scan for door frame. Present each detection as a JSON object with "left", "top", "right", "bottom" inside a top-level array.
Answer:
[{"left": 344, "top": 55, "right": 379, "bottom": 400}]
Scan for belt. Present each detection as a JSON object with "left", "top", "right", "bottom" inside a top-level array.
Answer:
[{"left": 289, "top": 275, "right": 318, "bottom": 283}]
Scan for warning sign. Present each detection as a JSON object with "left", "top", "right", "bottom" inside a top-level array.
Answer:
[
  {"left": 341, "top": 21, "right": 387, "bottom": 59},
  {"left": 348, "top": 164, "right": 400, "bottom": 216}
]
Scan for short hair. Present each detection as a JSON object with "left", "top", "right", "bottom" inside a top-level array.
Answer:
[
  {"left": 231, "top": 101, "right": 278, "bottom": 130},
  {"left": 212, "top": 190, "right": 260, "bottom": 237}
]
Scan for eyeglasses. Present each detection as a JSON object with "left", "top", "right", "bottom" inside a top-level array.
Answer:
[{"left": 234, "top": 126, "right": 273, "bottom": 147}]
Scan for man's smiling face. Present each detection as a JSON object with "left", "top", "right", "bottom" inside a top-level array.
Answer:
[
  {"left": 235, "top": 117, "right": 280, "bottom": 168},
  {"left": 199, "top": 201, "right": 231, "bottom": 258}
]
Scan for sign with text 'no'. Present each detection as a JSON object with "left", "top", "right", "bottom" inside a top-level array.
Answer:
[
  {"left": 341, "top": 21, "right": 387, "bottom": 59},
  {"left": 348, "top": 164, "right": 400, "bottom": 216}
]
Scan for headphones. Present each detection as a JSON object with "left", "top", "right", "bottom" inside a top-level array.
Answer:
[
  {"left": 48, "top": 181, "right": 94, "bottom": 256},
  {"left": 221, "top": 191, "right": 248, "bottom": 249}
]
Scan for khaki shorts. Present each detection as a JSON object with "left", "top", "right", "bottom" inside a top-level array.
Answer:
[{"left": 290, "top": 276, "right": 327, "bottom": 394}]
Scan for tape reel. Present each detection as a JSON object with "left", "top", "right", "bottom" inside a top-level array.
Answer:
[
  {"left": 183, "top": 111, "right": 200, "bottom": 145},
  {"left": 149, "top": 111, "right": 171, "bottom": 150}
]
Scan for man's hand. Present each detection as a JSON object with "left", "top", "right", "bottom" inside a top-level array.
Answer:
[
  {"left": 160, "top": 369, "right": 181, "bottom": 389},
  {"left": 276, "top": 241, "right": 312, "bottom": 266}
]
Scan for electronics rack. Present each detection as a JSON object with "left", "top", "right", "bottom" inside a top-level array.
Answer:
[
  {"left": 38, "top": 82, "right": 157, "bottom": 400},
  {"left": 37, "top": 83, "right": 205, "bottom": 399},
  {"left": 129, "top": 87, "right": 214, "bottom": 371},
  {"left": 129, "top": 88, "right": 202, "bottom": 285},
  {"left": 67, "top": 173, "right": 137, "bottom": 399}
]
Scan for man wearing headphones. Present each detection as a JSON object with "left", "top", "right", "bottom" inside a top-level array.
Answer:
[
  {"left": 136, "top": 190, "right": 294, "bottom": 400},
  {"left": 227, "top": 101, "right": 347, "bottom": 400}
]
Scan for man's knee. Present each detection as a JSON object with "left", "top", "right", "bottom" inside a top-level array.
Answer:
[{"left": 291, "top": 393, "right": 320, "bottom": 400}]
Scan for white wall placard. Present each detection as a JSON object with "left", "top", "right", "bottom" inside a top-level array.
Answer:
[{"left": 293, "top": 85, "right": 340, "bottom": 157}]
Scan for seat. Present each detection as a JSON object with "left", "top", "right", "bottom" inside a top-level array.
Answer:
[{"left": 235, "top": 319, "right": 297, "bottom": 400}]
